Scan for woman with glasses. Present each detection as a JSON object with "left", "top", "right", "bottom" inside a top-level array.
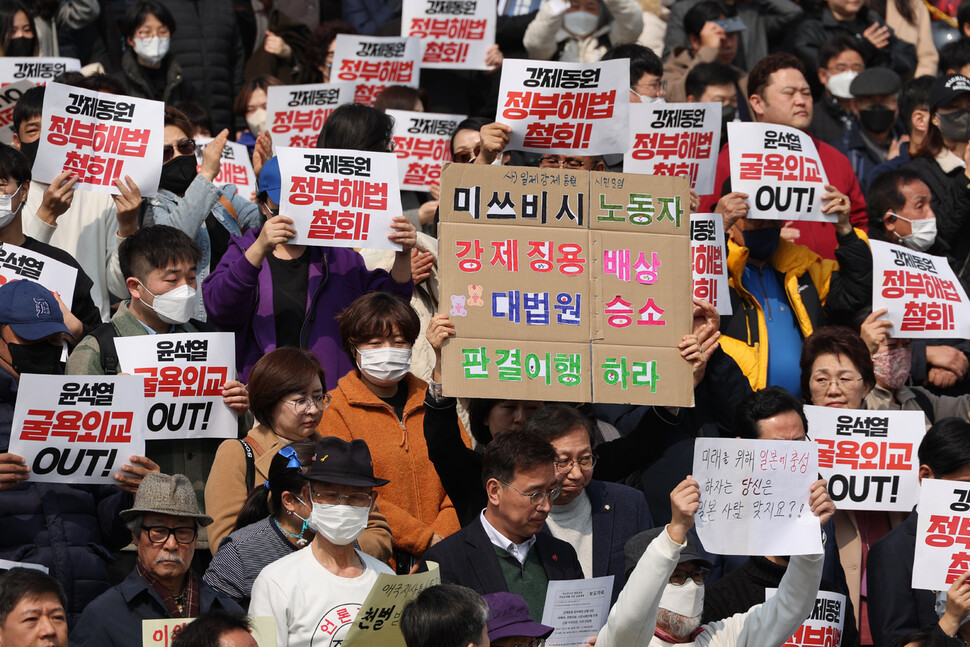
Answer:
[
  {"left": 205, "top": 347, "right": 391, "bottom": 561},
  {"left": 118, "top": 2, "right": 194, "bottom": 106}
]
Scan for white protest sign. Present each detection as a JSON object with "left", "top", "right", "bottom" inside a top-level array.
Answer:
[
  {"left": 728, "top": 122, "right": 831, "bottom": 222},
  {"left": 116, "top": 333, "right": 237, "bottom": 440},
  {"left": 690, "top": 213, "right": 731, "bottom": 315},
  {"left": 266, "top": 82, "right": 355, "bottom": 149},
  {"left": 194, "top": 137, "right": 257, "bottom": 198},
  {"left": 693, "top": 437, "right": 821, "bottom": 555},
  {"left": 0, "top": 58, "right": 80, "bottom": 85},
  {"left": 402, "top": 0, "right": 496, "bottom": 69},
  {"left": 870, "top": 239, "right": 970, "bottom": 339},
  {"left": 496, "top": 58, "right": 629, "bottom": 155},
  {"left": 913, "top": 478, "right": 970, "bottom": 591},
  {"left": 0, "top": 242, "right": 78, "bottom": 308},
  {"left": 33, "top": 82, "right": 163, "bottom": 195},
  {"left": 805, "top": 405, "right": 924, "bottom": 511},
  {"left": 332, "top": 35, "right": 421, "bottom": 106},
  {"left": 7, "top": 374, "right": 145, "bottom": 485},
  {"left": 766, "top": 588, "right": 845, "bottom": 647},
  {"left": 540, "top": 576, "right": 613, "bottom": 647},
  {"left": 0, "top": 559, "right": 48, "bottom": 573},
  {"left": 277, "top": 146, "right": 402, "bottom": 250},
  {"left": 143, "top": 617, "right": 276, "bottom": 647},
  {"left": 0, "top": 80, "right": 34, "bottom": 144},
  {"left": 625, "top": 102, "right": 720, "bottom": 195},
  {"left": 388, "top": 108, "right": 466, "bottom": 191}
]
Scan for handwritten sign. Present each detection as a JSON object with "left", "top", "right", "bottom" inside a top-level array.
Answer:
[
  {"left": 728, "top": 122, "right": 831, "bottom": 222},
  {"left": 266, "top": 82, "right": 354, "bottom": 149},
  {"left": 870, "top": 239, "right": 970, "bottom": 338},
  {"left": 693, "top": 437, "right": 821, "bottom": 555},
  {"left": 0, "top": 58, "right": 80, "bottom": 86},
  {"left": 402, "top": 0, "right": 496, "bottom": 69},
  {"left": 142, "top": 617, "right": 277, "bottom": 647},
  {"left": 194, "top": 137, "right": 257, "bottom": 199},
  {"left": 388, "top": 108, "right": 466, "bottom": 191},
  {"left": 540, "top": 576, "right": 613, "bottom": 647},
  {"left": 496, "top": 58, "right": 629, "bottom": 155},
  {"left": 0, "top": 80, "right": 34, "bottom": 144},
  {"left": 690, "top": 214, "right": 730, "bottom": 315},
  {"left": 0, "top": 242, "right": 78, "bottom": 308},
  {"left": 341, "top": 562, "right": 441, "bottom": 647},
  {"left": 766, "top": 588, "right": 845, "bottom": 647},
  {"left": 33, "top": 82, "right": 163, "bottom": 195},
  {"left": 625, "top": 103, "right": 720, "bottom": 195},
  {"left": 7, "top": 374, "right": 145, "bottom": 485},
  {"left": 913, "top": 478, "right": 970, "bottom": 591},
  {"left": 332, "top": 35, "right": 421, "bottom": 106}
]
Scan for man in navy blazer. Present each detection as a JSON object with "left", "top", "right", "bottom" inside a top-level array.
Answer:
[{"left": 422, "top": 431, "right": 583, "bottom": 621}]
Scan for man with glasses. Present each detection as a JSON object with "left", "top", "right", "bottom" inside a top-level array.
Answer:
[
  {"left": 422, "top": 431, "right": 584, "bottom": 622},
  {"left": 602, "top": 43, "right": 666, "bottom": 105},
  {"left": 72, "top": 473, "right": 242, "bottom": 647}
]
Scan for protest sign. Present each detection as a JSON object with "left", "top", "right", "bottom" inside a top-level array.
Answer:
[
  {"left": 690, "top": 214, "right": 731, "bottom": 315},
  {"left": 143, "top": 617, "right": 276, "bottom": 647},
  {"left": 693, "top": 437, "right": 822, "bottom": 555},
  {"left": 0, "top": 80, "right": 34, "bottom": 144},
  {"left": 388, "top": 108, "right": 466, "bottom": 191},
  {"left": 266, "top": 82, "right": 354, "bottom": 148},
  {"left": 332, "top": 35, "right": 421, "bottom": 106},
  {"left": 115, "top": 333, "right": 237, "bottom": 440},
  {"left": 402, "top": 0, "right": 496, "bottom": 69},
  {"left": 805, "top": 405, "right": 924, "bottom": 511},
  {"left": 541, "top": 576, "right": 613, "bottom": 647},
  {"left": 341, "top": 562, "right": 440, "bottom": 647},
  {"left": 0, "top": 559, "right": 48, "bottom": 573},
  {"left": 0, "top": 242, "right": 78, "bottom": 308},
  {"left": 728, "top": 122, "right": 832, "bottom": 222},
  {"left": 194, "top": 137, "right": 257, "bottom": 199},
  {"left": 7, "top": 374, "right": 145, "bottom": 485},
  {"left": 625, "top": 102, "right": 721, "bottom": 195},
  {"left": 870, "top": 239, "right": 970, "bottom": 338},
  {"left": 495, "top": 58, "right": 629, "bottom": 155},
  {"left": 0, "top": 58, "right": 80, "bottom": 85},
  {"left": 277, "top": 146, "right": 402, "bottom": 251},
  {"left": 913, "top": 478, "right": 970, "bottom": 591},
  {"left": 766, "top": 589, "right": 845, "bottom": 647},
  {"left": 33, "top": 82, "right": 163, "bottom": 195}
]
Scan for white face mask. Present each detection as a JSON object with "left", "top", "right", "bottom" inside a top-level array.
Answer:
[
  {"left": 631, "top": 89, "right": 665, "bottom": 104},
  {"left": 309, "top": 501, "right": 369, "bottom": 545},
  {"left": 139, "top": 282, "right": 197, "bottom": 325},
  {"left": 660, "top": 579, "right": 705, "bottom": 617},
  {"left": 246, "top": 108, "right": 267, "bottom": 136},
  {"left": 563, "top": 10, "right": 599, "bottom": 36},
  {"left": 892, "top": 213, "right": 937, "bottom": 252},
  {"left": 0, "top": 184, "right": 24, "bottom": 229},
  {"left": 825, "top": 71, "right": 857, "bottom": 100},
  {"left": 133, "top": 36, "right": 170, "bottom": 65},
  {"left": 356, "top": 346, "right": 411, "bottom": 384}
]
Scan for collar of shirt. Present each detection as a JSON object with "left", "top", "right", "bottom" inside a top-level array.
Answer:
[
  {"left": 480, "top": 509, "right": 536, "bottom": 565},
  {"left": 134, "top": 316, "right": 175, "bottom": 335}
]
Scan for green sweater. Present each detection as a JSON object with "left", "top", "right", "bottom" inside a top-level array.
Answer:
[{"left": 494, "top": 544, "right": 549, "bottom": 622}]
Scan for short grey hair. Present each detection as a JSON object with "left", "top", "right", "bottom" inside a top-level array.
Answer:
[{"left": 126, "top": 514, "right": 143, "bottom": 538}]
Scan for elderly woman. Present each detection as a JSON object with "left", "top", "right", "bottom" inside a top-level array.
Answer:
[{"left": 204, "top": 347, "right": 390, "bottom": 560}]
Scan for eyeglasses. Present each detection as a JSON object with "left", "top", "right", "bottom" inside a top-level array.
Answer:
[
  {"left": 499, "top": 480, "right": 562, "bottom": 506},
  {"left": 163, "top": 138, "right": 196, "bottom": 163},
  {"left": 283, "top": 393, "right": 331, "bottom": 415},
  {"left": 539, "top": 156, "right": 589, "bottom": 169},
  {"left": 554, "top": 455, "right": 596, "bottom": 473},
  {"left": 811, "top": 375, "right": 864, "bottom": 391},
  {"left": 135, "top": 27, "right": 171, "bottom": 39},
  {"left": 453, "top": 145, "right": 481, "bottom": 164},
  {"left": 669, "top": 569, "right": 707, "bottom": 585},
  {"left": 141, "top": 525, "right": 197, "bottom": 544},
  {"left": 633, "top": 80, "right": 667, "bottom": 95},
  {"left": 828, "top": 63, "right": 864, "bottom": 74},
  {"left": 310, "top": 490, "right": 373, "bottom": 507}
]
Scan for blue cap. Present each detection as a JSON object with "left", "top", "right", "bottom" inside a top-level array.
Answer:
[
  {"left": 0, "top": 280, "right": 71, "bottom": 341},
  {"left": 258, "top": 156, "right": 282, "bottom": 205}
]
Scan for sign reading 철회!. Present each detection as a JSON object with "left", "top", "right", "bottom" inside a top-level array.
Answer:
[
  {"left": 689, "top": 213, "right": 731, "bottom": 315},
  {"left": 331, "top": 35, "right": 421, "bottom": 107},
  {"left": 913, "top": 478, "right": 970, "bottom": 591},
  {"left": 388, "top": 108, "right": 466, "bottom": 191},
  {"left": 401, "top": 0, "right": 496, "bottom": 69}
]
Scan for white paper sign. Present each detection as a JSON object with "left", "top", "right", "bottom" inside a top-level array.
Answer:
[
  {"left": 540, "top": 576, "right": 614, "bottom": 647},
  {"left": 332, "top": 35, "right": 421, "bottom": 107},
  {"left": 115, "top": 333, "right": 237, "bottom": 440},
  {"left": 7, "top": 374, "right": 145, "bottom": 484},
  {"left": 766, "top": 588, "right": 845, "bottom": 647},
  {"left": 496, "top": 58, "right": 629, "bottom": 155},
  {"left": 194, "top": 137, "right": 257, "bottom": 199},
  {"left": 0, "top": 559, "right": 48, "bottom": 573},
  {"left": 266, "top": 82, "right": 355, "bottom": 149},
  {"left": 805, "top": 405, "right": 924, "bottom": 511},
  {"left": 913, "top": 478, "right": 970, "bottom": 591},
  {"left": 401, "top": 0, "right": 496, "bottom": 69},
  {"left": 0, "top": 58, "right": 80, "bottom": 85},
  {"left": 277, "top": 146, "right": 402, "bottom": 250},
  {"left": 690, "top": 213, "right": 731, "bottom": 315},
  {"left": 0, "top": 80, "right": 34, "bottom": 144},
  {"left": 33, "top": 82, "right": 164, "bottom": 195},
  {"left": 142, "top": 616, "right": 276, "bottom": 647},
  {"left": 728, "top": 122, "right": 832, "bottom": 222},
  {"left": 625, "top": 103, "right": 721, "bottom": 195},
  {"left": 0, "top": 242, "right": 78, "bottom": 308},
  {"left": 388, "top": 109, "right": 466, "bottom": 191},
  {"left": 693, "top": 437, "right": 822, "bottom": 555},
  {"left": 870, "top": 239, "right": 970, "bottom": 339}
]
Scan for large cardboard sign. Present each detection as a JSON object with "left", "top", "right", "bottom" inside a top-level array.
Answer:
[
  {"left": 116, "top": 333, "right": 237, "bottom": 440},
  {"left": 277, "top": 146, "right": 402, "bottom": 250},
  {"left": 7, "top": 374, "right": 145, "bottom": 485},
  {"left": 332, "top": 35, "right": 421, "bottom": 106},
  {"left": 690, "top": 214, "right": 731, "bottom": 315},
  {"left": 439, "top": 163, "right": 693, "bottom": 406},
  {"left": 496, "top": 58, "right": 629, "bottom": 155},
  {"left": 388, "top": 109, "right": 466, "bottom": 191},
  {"left": 766, "top": 589, "right": 845, "bottom": 647},
  {"left": 625, "top": 102, "right": 721, "bottom": 195},
  {"left": 0, "top": 242, "right": 78, "bottom": 308},
  {"left": 913, "top": 479, "right": 970, "bottom": 591},
  {"left": 693, "top": 437, "right": 822, "bottom": 555},
  {"left": 341, "top": 563, "right": 441, "bottom": 647},
  {"left": 805, "top": 405, "right": 924, "bottom": 511},
  {"left": 266, "top": 82, "right": 354, "bottom": 149},
  {"left": 0, "top": 58, "right": 80, "bottom": 85},
  {"left": 728, "top": 122, "right": 832, "bottom": 222},
  {"left": 871, "top": 239, "right": 970, "bottom": 338},
  {"left": 0, "top": 80, "right": 34, "bottom": 144},
  {"left": 33, "top": 82, "right": 163, "bottom": 195},
  {"left": 402, "top": 0, "right": 496, "bottom": 69},
  {"left": 194, "top": 137, "right": 257, "bottom": 198}
]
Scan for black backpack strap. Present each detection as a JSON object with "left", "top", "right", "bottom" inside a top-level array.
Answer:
[
  {"left": 911, "top": 388, "right": 936, "bottom": 425},
  {"left": 238, "top": 439, "right": 255, "bottom": 492},
  {"left": 90, "top": 322, "right": 120, "bottom": 375}
]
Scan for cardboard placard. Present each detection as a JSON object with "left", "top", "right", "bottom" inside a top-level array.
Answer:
[
  {"left": 0, "top": 80, "right": 35, "bottom": 144},
  {"left": 341, "top": 562, "right": 441, "bottom": 647},
  {"left": 766, "top": 588, "right": 845, "bottom": 647},
  {"left": 0, "top": 58, "right": 80, "bottom": 85},
  {"left": 870, "top": 239, "right": 970, "bottom": 338},
  {"left": 194, "top": 137, "right": 257, "bottom": 198},
  {"left": 7, "top": 374, "right": 145, "bottom": 485},
  {"left": 115, "top": 333, "right": 237, "bottom": 440},
  {"left": 690, "top": 214, "right": 731, "bottom": 315},
  {"left": 266, "top": 82, "right": 354, "bottom": 149},
  {"left": 913, "top": 478, "right": 970, "bottom": 591},
  {"left": 401, "top": 0, "right": 496, "bottom": 69},
  {"left": 143, "top": 617, "right": 276, "bottom": 647},
  {"left": 0, "top": 242, "right": 78, "bottom": 308},
  {"left": 805, "top": 405, "right": 924, "bottom": 511},
  {"left": 331, "top": 35, "right": 421, "bottom": 106},
  {"left": 388, "top": 109, "right": 466, "bottom": 191}
]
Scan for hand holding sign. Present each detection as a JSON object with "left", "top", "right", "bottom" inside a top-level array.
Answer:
[
  {"left": 940, "top": 571, "right": 970, "bottom": 637},
  {"left": 35, "top": 170, "right": 77, "bottom": 226},
  {"left": 0, "top": 452, "right": 28, "bottom": 491},
  {"left": 221, "top": 380, "right": 249, "bottom": 417},
  {"left": 714, "top": 191, "right": 749, "bottom": 232},
  {"left": 820, "top": 184, "right": 852, "bottom": 235},
  {"left": 200, "top": 130, "right": 229, "bottom": 182},
  {"left": 112, "top": 175, "right": 142, "bottom": 238},
  {"left": 859, "top": 308, "right": 893, "bottom": 355},
  {"left": 669, "top": 476, "right": 700, "bottom": 544},
  {"left": 479, "top": 122, "right": 511, "bottom": 164},
  {"left": 810, "top": 478, "right": 835, "bottom": 526},
  {"left": 113, "top": 454, "right": 160, "bottom": 494}
]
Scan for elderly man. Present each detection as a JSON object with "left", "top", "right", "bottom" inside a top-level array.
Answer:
[
  {"left": 71, "top": 473, "right": 242, "bottom": 646},
  {"left": 0, "top": 568, "right": 68, "bottom": 647}
]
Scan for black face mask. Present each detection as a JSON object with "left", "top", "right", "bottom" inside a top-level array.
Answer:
[
  {"left": 858, "top": 105, "right": 896, "bottom": 134},
  {"left": 18, "top": 138, "right": 37, "bottom": 166},
  {"left": 6, "top": 339, "right": 62, "bottom": 375},
  {"left": 159, "top": 155, "right": 198, "bottom": 195},
  {"left": 5, "top": 37, "right": 34, "bottom": 57}
]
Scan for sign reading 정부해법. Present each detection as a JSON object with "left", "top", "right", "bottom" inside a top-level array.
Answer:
[
  {"left": 266, "top": 82, "right": 355, "bottom": 149},
  {"left": 194, "top": 137, "right": 258, "bottom": 199},
  {"left": 388, "top": 108, "right": 467, "bottom": 191},
  {"left": 913, "top": 478, "right": 970, "bottom": 591},
  {"left": 401, "top": 0, "right": 496, "bottom": 69},
  {"left": 331, "top": 35, "right": 421, "bottom": 107},
  {"left": 689, "top": 213, "right": 731, "bottom": 315},
  {"left": 766, "top": 588, "right": 845, "bottom": 647}
]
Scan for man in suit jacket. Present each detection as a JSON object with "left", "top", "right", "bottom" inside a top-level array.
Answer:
[{"left": 422, "top": 431, "right": 584, "bottom": 622}]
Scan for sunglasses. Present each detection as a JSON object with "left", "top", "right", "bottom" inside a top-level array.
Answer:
[{"left": 163, "top": 138, "right": 196, "bottom": 163}]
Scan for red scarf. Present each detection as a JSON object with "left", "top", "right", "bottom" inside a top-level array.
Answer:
[
  {"left": 136, "top": 559, "right": 199, "bottom": 618},
  {"left": 654, "top": 625, "right": 707, "bottom": 644}
]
